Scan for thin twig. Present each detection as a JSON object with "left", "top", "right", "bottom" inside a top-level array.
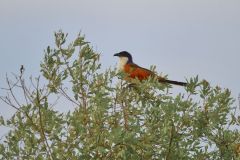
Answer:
[
  {"left": 0, "top": 96, "right": 21, "bottom": 112},
  {"left": 6, "top": 74, "right": 21, "bottom": 107},
  {"left": 19, "top": 69, "right": 31, "bottom": 105},
  {"left": 59, "top": 87, "right": 80, "bottom": 106}
]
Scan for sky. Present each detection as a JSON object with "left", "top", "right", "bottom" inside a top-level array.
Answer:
[{"left": 0, "top": 0, "right": 240, "bottom": 132}]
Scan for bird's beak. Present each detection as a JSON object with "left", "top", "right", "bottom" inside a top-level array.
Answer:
[{"left": 114, "top": 53, "right": 120, "bottom": 57}]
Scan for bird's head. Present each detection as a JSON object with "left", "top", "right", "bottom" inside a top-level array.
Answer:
[
  {"left": 114, "top": 51, "right": 133, "bottom": 64},
  {"left": 114, "top": 51, "right": 133, "bottom": 71}
]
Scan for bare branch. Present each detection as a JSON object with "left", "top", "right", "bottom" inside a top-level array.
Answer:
[
  {"left": 35, "top": 77, "right": 54, "bottom": 160},
  {"left": 5, "top": 74, "right": 21, "bottom": 108}
]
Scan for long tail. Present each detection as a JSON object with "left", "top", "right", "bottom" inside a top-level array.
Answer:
[{"left": 158, "top": 78, "right": 187, "bottom": 86}]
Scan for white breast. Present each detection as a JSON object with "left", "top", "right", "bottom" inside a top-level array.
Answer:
[{"left": 117, "top": 57, "right": 129, "bottom": 71}]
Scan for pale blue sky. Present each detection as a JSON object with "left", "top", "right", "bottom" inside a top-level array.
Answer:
[{"left": 0, "top": 0, "right": 240, "bottom": 120}]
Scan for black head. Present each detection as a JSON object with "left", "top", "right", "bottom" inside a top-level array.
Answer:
[{"left": 114, "top": 51, "right": 133, "bottom": 63}]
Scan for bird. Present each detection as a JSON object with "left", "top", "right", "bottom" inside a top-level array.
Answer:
[
  {"left": 114, "top": 51, "right": 187, "bottom": 86},
  {"left": 20, "top": 65, "right": 25, "bottom": 74}
]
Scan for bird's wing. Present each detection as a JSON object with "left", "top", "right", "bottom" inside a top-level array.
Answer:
[
  {"left": 123, "top": 63, "right": 187, "bottom": 86},
  {"left": 124, "top": 63, "right": 155, "bottom": 81}
]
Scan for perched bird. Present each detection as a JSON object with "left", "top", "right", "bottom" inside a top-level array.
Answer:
[
  {"left": 20, "top": 65, "right": 25, "bottom": 74},
  {"left": 114, "top": 51, "right": 187, "bottom": 86}
]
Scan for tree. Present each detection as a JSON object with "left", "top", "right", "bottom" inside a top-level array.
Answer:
[{"left": 0, "top": 31, "right": 240, "bottom": 159}]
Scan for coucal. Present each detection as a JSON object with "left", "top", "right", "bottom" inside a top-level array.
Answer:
[{"left": 114, "top": 51, "right": 187, "bottom": 86}]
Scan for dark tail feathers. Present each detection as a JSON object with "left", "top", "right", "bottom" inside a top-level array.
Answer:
[{"left": 158, "top": 78, "right": 187, "bottom": 86}]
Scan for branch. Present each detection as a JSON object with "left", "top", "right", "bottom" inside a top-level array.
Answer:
[
  {"left": 59, "top": 87, "right": 80, "bottom": 106},
  {"left": 5, "top": 74, "right": 21, "bottom": 108},
  {"left": 35, "top": 78, "right": 54, "bottom": 160},
  {"left": 121, "top": 83, "right": 129, "bottom": 130},
  {"left": 165, "top": 122, "right": 175, "bottom": 160}
]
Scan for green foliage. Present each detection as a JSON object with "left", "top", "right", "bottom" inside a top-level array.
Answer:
[{"left": 1, "top": 31, "right": 240, "bottom": 159}]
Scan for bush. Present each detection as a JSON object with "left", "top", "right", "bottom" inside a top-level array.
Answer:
[{"left": 0, "top": 31, "right": 240, "bottom": 159}]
